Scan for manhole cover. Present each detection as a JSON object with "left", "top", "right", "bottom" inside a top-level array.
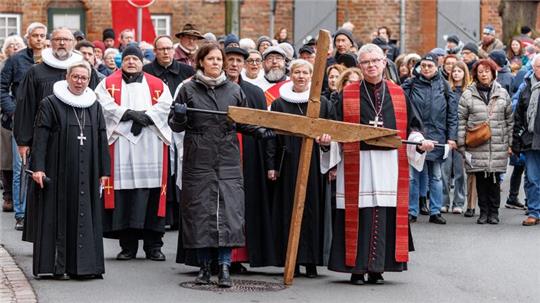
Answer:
[{"left": 179, "top": 279, "right": 287, "bottom": 292}]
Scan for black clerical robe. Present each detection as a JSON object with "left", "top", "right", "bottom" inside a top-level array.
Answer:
[
  {"left": 30, "top": 95, "right": 110, "bottom": 276},
  {"left": 328, "top": 80, "right": 423, "bottom": 275},
  {"left": 266, "top": 96, "right": 335, "bottom": 266},
  {"left": 16, "top": 61, "right": 99, "bottom": 243}
]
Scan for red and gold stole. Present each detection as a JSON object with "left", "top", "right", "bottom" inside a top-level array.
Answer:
[
  {"left": 104, "top": 70, "right": 168, "bottom": 217},
  {"left": 341, "top": 80, "right": 410, "bottom": 267}
]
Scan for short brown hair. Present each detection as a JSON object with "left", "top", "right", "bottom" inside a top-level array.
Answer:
[
  {"left": 194, "top": 42, "right": 225, "bottom": 72},
  {"left": 471, "top": 59, "right": 497, "bottom": 84}
]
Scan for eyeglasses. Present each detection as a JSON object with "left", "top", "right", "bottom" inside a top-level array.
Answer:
[
  {"left": 359, "top": 58, "right": 384, "bottom": 66},
  {"left": 52, "top": 38, "right": 73, "bottom": 43},
  {"left": 246, "top": 59, "right": 262, "bottom": 65},
  {"left": 155, "top": 47, "right": 174, "bottom": 52},
  {"left": 265, "top": 55, "right": 284, "bottom": 62},
  {"left": 70, "top": 75, "right": 89, "bottom": 82}
]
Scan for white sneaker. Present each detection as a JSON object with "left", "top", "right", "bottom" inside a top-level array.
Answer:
[
  {"left": 441, "top": 206, "right": 448, "bottom": 213},
  {"left": 452, "top": 207, "right": 463, "bottom": 214}
]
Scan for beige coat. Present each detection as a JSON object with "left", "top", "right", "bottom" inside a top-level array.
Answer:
[{"left": 457, "top": 82, "right": 513, "bottom": 173}]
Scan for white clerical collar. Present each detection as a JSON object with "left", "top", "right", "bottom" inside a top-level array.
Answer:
[
  {"left": 279, "top": 81, "right": 310, "bottom": 104},
  {"left": 41, "top": 48, "right": 83, "bottom": 70},
  {"left": 53, "top": 80, "right": 96, "bottom": 108}
]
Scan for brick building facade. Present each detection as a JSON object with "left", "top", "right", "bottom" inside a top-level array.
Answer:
[{"left": 0, "top": 0, "right": 531, "bottom": 54}]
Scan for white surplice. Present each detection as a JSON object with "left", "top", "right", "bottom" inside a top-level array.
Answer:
[
  {"left": 321, "top": 132, "right": 426, "bottom": 209},
  {"left": 95, "top": 76, "right": 172, "bottom": 189}
]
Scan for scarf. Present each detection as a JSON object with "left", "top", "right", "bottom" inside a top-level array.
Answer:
[
  {"left": 476, "top": 82, "right": 492, "bottom": 105},
  {"left": 527, "top": 75, "right": 540, "bottom": 133},
  {"left": 195, "top": 70, "right": 227, "bottom": 88}
]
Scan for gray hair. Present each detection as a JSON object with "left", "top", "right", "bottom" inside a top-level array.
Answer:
[
  {"left": 104, "top": 48, "right": 119, "bottom": 59},
  {"left": 67, "top": 60, "right": 92, "bottom": 76},
  {"left": 357, "top": 43, "right": 384, "bottom": 59},
  {"left": 2, "top": 35, "right": 25, "bottom": 55},
  {"left": 289, "top": 59, "right": 313, "bottom": 74},
  {"left": 25, "top": 22, "right": 47, "bottom": 39},
  {"left": 51, "top": 27, "right": 75, "bottom": 39},
  {"left": 531, "top": 53, "right": 540, "bottom": 67},
  {"left": 239, "top": 38, "right": 256, "bottom": 51}
]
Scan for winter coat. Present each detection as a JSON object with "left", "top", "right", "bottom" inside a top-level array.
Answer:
[
  {"left": 496, "top": 66, "right": 514, "bottom": 95},
  {"left": 168, "top": 75, "right": 259, "bottom": 249},
  {"left": 457, "top": 81, "right": 513, "bottom": 173},
  {"left": 512, "top": 75, "right": 540, "bottom": 152},
  {"left": 478, "top": 38, "right": 504, "bottom": 59},
  {"left": 0, "top": 48, "right": 34, "bottom": 129},
  {"left": 402, "top": 69, "right": 459, "bottom": 161},
  {"left": 143, "top": 59, "right": 195, "bottom": 96}
]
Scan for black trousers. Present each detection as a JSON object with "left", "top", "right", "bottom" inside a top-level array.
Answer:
[
  {"left": 475, "top": 172, "right": 501, "bottom": 215},
  {"left": 1, "top": 170, "right": 12, "bottom": 201},
  {"left": 119, "top": 229, "right": 164, "bottom": 253},
  {"left": 508, "top": 165, "right": 525, "bottom": 202}
]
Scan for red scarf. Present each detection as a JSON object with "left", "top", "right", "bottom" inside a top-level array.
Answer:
[
  {"left": 103, "top": 70, "right": 168, "bottom": 218},
  {"left": 342, "top": 80, "right": 410, "bottom": 267}
]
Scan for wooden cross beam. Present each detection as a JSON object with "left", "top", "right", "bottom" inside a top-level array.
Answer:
[{"left": 226, "top": 30, "right": 399, "bottom": 285}]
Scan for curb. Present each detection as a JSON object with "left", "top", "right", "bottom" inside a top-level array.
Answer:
[{"left": 0, "top": 245, "right": 37, "bottom": 303}]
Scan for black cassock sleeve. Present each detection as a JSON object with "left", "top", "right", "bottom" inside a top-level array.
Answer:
[
  {"left": 14, "top": 67, "right": 39, "bottom": 146},
  {"left": 30, "top": 98, "right": 53, "bottom": 173},
  {"left": 96, "top": 103, "right": 111, "bottom": 177},
  {"left": 235, "top": 89, "right": 263, "bottom": 136}
]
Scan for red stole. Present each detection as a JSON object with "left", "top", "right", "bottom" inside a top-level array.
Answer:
[
  {"left": 104, "top": 70, "right": 168, "bottom": 218},
  {"left": 264, "top": 80, "right": 289, "bottom": 107},
  {"left": 342, "top": 80, "right": 410, "bottom": 267}
]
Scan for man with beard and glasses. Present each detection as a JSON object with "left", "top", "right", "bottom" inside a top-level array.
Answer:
[
  {"left": 249, "top": 46, "right": 290, "bottom": 106},
  {"left": 14, "top": 27, "right": 101, "bottom": 242}
]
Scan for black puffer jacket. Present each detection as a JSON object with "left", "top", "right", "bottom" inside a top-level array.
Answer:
[{"left": 512, "top": 76, "right": 540, "bottom": 152}]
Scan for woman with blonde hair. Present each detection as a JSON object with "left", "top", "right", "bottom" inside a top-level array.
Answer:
[
  {"left": 323, "top": 64, "right": 347, "bottom": 100},
  {"left": 441, "top": 60, "right": 472, "bottom": 215}
]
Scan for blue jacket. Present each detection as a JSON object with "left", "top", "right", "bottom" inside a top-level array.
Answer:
[
  {"left": 496, "top": 65, "right": 514, "bottom": 95},
  {"left": 0, "top": 48, "right": 35, "bottom": 129},
  {"left": 402, "top": 68, "right": 459, "bottom": 161}
]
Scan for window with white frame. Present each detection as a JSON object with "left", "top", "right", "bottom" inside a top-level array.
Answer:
[
  {"left": 151, "top": 15, "right": 171, "bottom": 36},
  {"left": 0, "top": 14, "right": 21, "bottom": 47}
]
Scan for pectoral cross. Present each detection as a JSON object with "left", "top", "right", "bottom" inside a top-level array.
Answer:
[
  {"left": 196, "top": 30, "right": 401, "bottom": 285},
  {"left": 369, "top": 116, "right": 384, "bottom": 128},
  {"left": 77, "top": 132, "right": 87, "bottom": 145}
]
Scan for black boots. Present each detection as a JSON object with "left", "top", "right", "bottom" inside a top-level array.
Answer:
[
  {"left": 350, "top": 273, "right": 365, "bottom": 285},
  {"left": 464, "top": 208, "right": 475, "bottom": 217},
  {"left": 367, "top": 272, "right": 385, "bottom": 284},
  {"left": 218, "top": 264, "right": 232, "bottom": 288},
  {"left": 145, "top": 249, "right": 166, "bottom": 261},
  {"left": 305, "top": 264, "right": 318, "bottom": 278},
  {"left": 195, "top": 263, "right": 211, "bottom": 285},
  {"left": 487, "top": 212, "right": 499, "bottom": 224},
  {"left": 419, "top": 197, "right": 429, "bottom": 215},
  {"left": 477, "top": 212, "right": 488, "bottom": 224},
  {"left": 429, "top": 214, "right": 446, "bottom": 224}
]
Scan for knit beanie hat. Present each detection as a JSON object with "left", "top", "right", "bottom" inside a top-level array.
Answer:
[{"left": 122, "top": 45, "right": 143, "bottom": 62}]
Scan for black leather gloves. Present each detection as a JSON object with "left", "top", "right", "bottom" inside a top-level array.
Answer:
[
  {"left": 172, "top": 103, "right": 188, "bottom": 122},
  {"left": 256, "top": 128, "right": 275, "bottom": 140}
]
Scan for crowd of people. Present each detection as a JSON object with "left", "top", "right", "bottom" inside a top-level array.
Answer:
[{"left": 0, "top": 20, "right": 539, "bottom": 289}]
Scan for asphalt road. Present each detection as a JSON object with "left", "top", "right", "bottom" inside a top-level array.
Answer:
[{"left": 1, "top": 166, "right": 539, "bottom": 303}]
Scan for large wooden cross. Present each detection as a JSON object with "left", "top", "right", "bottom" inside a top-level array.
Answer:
[{"left": 225, "top": 30, "right": 401, "bottom": 285}]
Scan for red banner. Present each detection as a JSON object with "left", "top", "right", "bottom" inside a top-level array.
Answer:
[{"left": 111, "top": 0, "right": 156, "bottom": 45}]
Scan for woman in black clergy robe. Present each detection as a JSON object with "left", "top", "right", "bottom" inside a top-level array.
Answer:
[
  {"left": 30, "top": 61, "right": 110, "bottom": 279},
  {"left": 266, "top": 59, "right": 335, "bottom": 278}
]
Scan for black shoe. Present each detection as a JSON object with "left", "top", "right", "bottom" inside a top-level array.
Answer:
[
  {"left": 505, "top": 200, "right": 525, "bottom": 210},
  {"left": 195, "top": 263, "right": 211, "bottom": 285},
  {"left": 429, "top": 214, "right": 446, "bottom": 224},
  {"left": 229, "top": 263, "right": 248, "bottom": 274},
  {"left": 52, "top": 274, "right": 70, "bottom": 280},
  {"left": 145, "top": 249, "right": 166, "bottom": 261},
  {"left": 464, "top": 208, "right": 475, "bottom": 217},
  {"left": 366, "top": 272, "right": 384, "bottom": 284},
  {"left": 116, "top": 249, "right": 136, "bottom": 260},
  {"left": 15, "top": 219, "right": 24, "bottom": 231},
  {"left": 419, "top": 197, "right": 429, "bottom": 215},
  {"left": 477, "top": 213, "right": 488, "bottom": 224},
  {"left": 305, "top": 264, "right": 318, "bottom": 278},
  {"left": 408, "top": 214, "right": 417, "bottom": 223},
  {"left": 218, "top": 264, "right": 232, "bottom": 288},
  {"left": 350, "top": 273, "right": 365, "bottom": 285},
  {"left": 487, "top": 213, "right": 500, "bottom": 224}
]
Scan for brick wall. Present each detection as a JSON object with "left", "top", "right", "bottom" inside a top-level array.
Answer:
[{"left": 0, "top": 0, "right": 521, "bottom": 54}]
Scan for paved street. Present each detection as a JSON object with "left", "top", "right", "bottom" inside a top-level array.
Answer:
[{"left": 1, "top": 167, "right": 539, "bottom": 303}]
